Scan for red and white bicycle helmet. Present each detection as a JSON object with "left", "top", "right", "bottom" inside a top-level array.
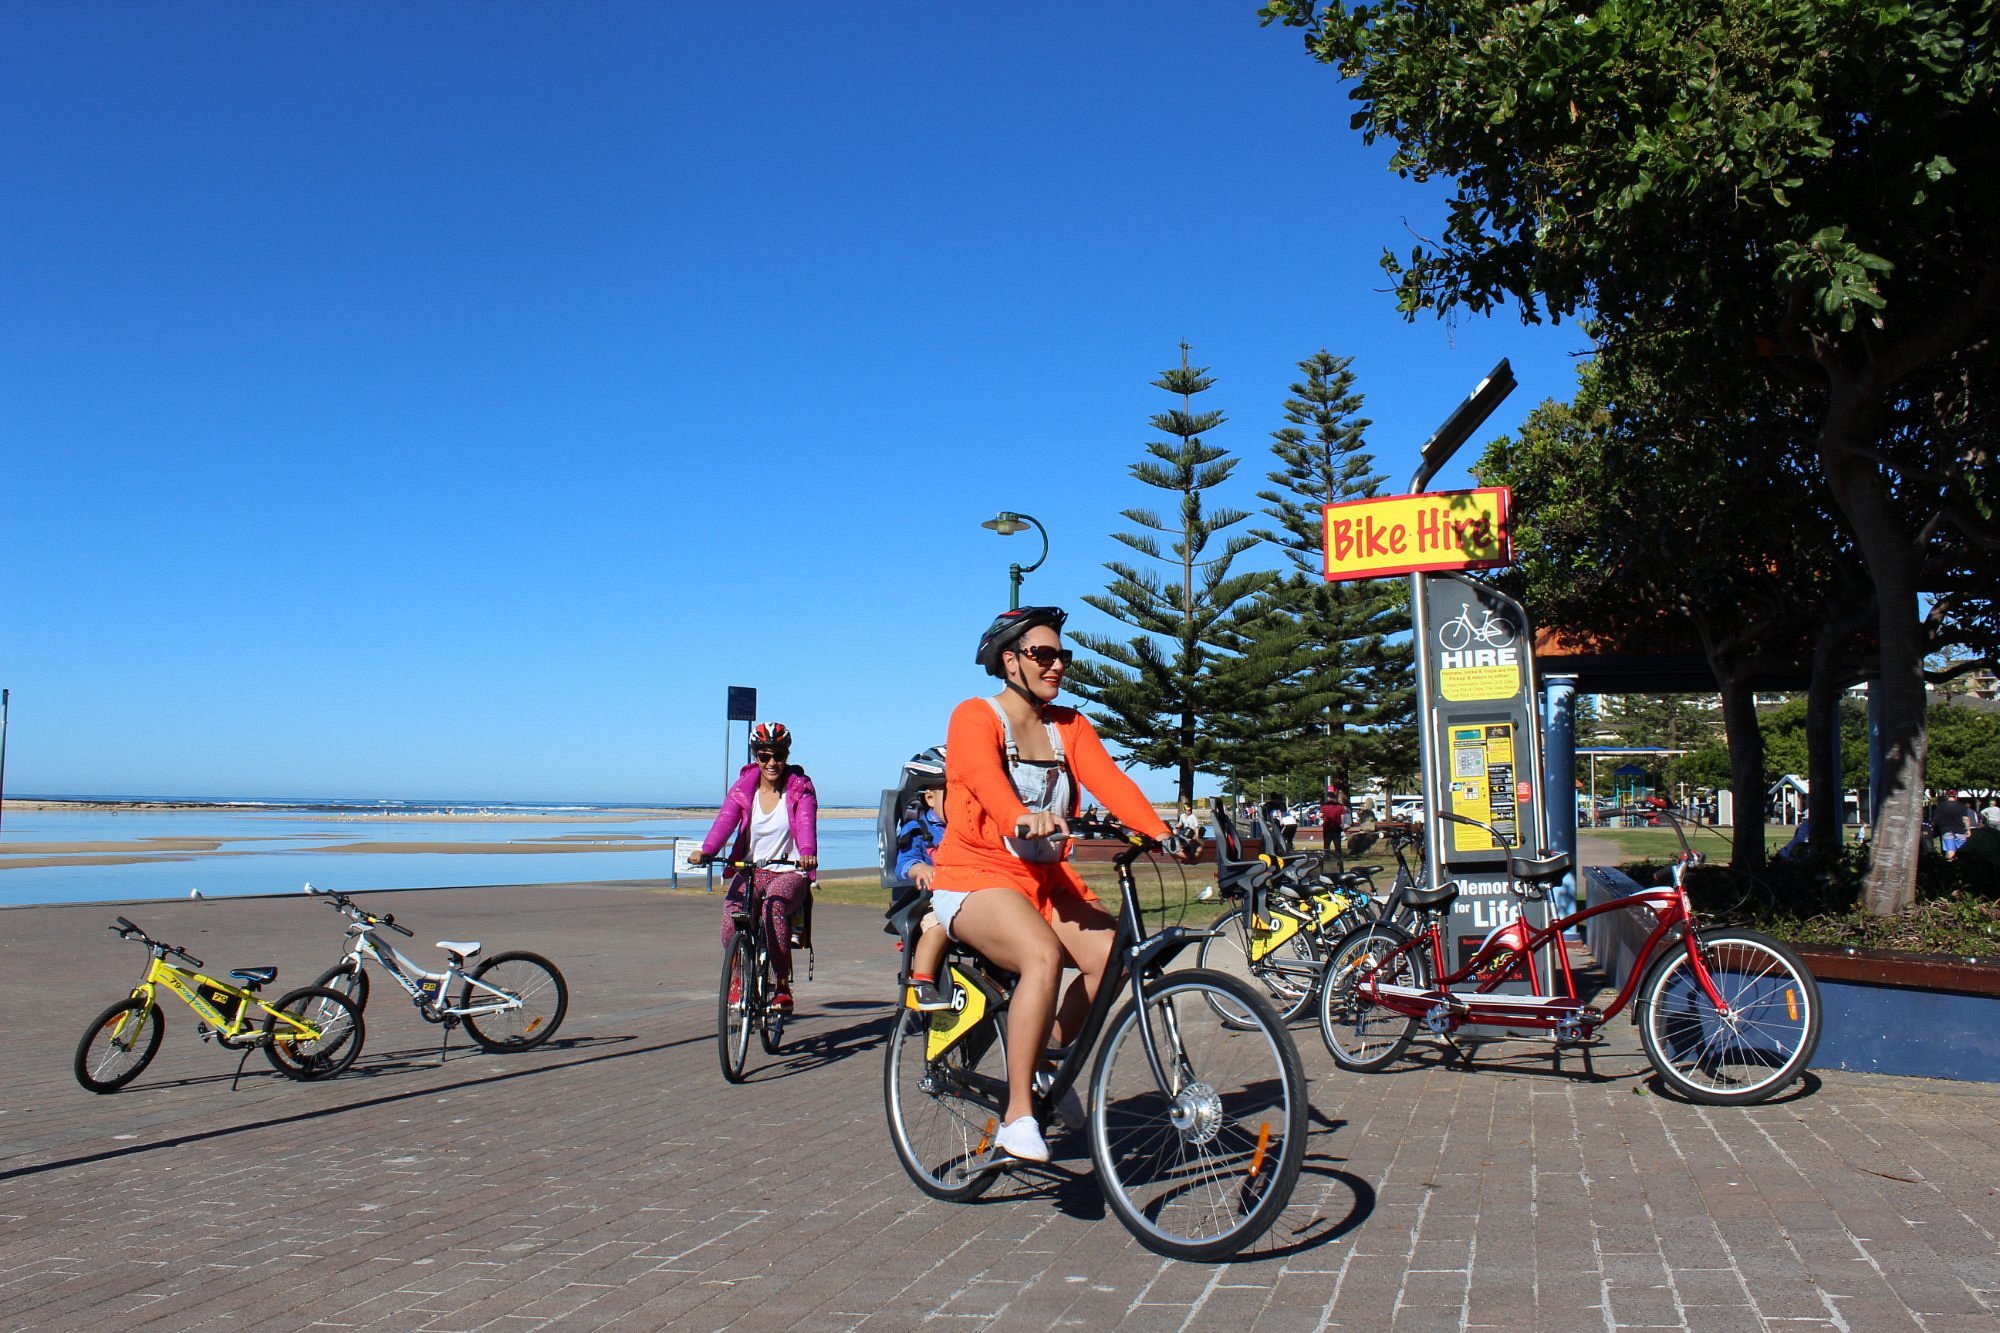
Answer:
[{"left": 751, "top": 722, "right": 792, "bottom": 758}]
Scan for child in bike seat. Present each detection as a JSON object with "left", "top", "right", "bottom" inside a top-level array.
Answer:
[
  {"left": 926, "top": 606, "right": 1176, "bottom": 1164},
  {"left": 893, "top": 748, "right": 957, "bottom": 1010}
]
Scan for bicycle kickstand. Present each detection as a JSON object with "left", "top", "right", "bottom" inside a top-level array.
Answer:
[{"left": 230, "top": 1044, "right": 256, "bottom": 1091}]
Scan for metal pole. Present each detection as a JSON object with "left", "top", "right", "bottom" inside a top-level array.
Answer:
[{"left": 0, "top": 688, "right": 9, "bottom": 840}]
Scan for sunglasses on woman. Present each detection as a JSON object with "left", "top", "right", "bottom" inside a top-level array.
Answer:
[
  {"left": 1011, "top": 644, "right": 1073, "bottom": 668},
  {"left": 753, "top": 751, "right": 784, "bottom": 765}
]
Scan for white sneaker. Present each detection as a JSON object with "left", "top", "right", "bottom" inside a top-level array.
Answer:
[
  {"left": 1033, "top": 1070, "right": 1086, "bottom": 1131},
  {"left": 993, "top": 1116, "right": 1049, "bottom": 1163}
]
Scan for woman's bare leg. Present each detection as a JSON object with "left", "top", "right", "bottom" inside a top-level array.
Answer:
[
  {"left": 1045, "top": 900, "right": 1116, "bottom": 1048},
  {"left": 950, "top": 888, "right": 1062, "bottom": 1125}
]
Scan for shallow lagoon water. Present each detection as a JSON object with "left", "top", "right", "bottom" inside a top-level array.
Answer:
[{"left": 0, "top": 807, "right": 883, "bottom": 906}]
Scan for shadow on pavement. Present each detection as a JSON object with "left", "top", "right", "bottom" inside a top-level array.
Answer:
[{"left": 3, "top": 1031, "right": 699, "bottom": 1184}]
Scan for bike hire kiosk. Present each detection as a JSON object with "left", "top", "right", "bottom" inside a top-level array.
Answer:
[{"left": 1322, "top": 359, "right": 1557, "bottom": 986}]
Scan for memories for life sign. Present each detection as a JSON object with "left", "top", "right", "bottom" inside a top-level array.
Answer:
[{"left": 1322, "top": 487, "right": 1512, "bottom": 582}]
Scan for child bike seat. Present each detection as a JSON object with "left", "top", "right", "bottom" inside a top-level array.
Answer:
[
  {"left": 230, "top": 967, "right": 278, "bottom": 987},
  {"left": 436, "top": 940, "right": 481, "bottom": 959}
]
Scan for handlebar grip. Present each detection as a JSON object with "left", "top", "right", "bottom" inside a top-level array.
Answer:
[
  {"left": 178, "top": 947, "right": 205, "bottom": 968},
  {"left": 392, "top": 920, "right": 414, "bottom": 937},
  {"left": 116, "top": 916, "right": 138, "bottom": 931}
]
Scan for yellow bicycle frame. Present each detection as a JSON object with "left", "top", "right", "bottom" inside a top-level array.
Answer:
[
  {"left": 129, "top": 955, "right": 329, "bottom": 1046},
  {"left": 1248, "top": 887, "right": 1368, "bottom": 962}
]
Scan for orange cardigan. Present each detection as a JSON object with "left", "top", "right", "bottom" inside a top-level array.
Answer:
[{"left": 929, "top": 697, "right": 1170, "bottom": 904}]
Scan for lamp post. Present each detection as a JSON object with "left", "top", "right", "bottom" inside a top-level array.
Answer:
[{"left": 981, "top": 510, "right": 1048, "bottom": 609}]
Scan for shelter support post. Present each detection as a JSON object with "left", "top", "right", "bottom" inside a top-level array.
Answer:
[{"left": 1540, "top": 674, "right": 1581, "bottom": 935}]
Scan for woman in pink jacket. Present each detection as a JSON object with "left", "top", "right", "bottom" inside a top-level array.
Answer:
[{"left": 689, "top": 722, "right": 819, "bottom": 1013}]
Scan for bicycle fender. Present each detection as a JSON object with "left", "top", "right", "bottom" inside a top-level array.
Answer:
[{"left": 926, "top": 965, "right": 1006, "bottom": 1061}]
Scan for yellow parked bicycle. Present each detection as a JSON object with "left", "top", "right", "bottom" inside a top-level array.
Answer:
[{"left": 74, "top": 916, "right": 366, "bottom": 1093}]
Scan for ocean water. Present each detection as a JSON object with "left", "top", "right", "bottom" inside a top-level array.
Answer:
[{"left": 0, "top": 802, "right": 883, "bottom": 907}]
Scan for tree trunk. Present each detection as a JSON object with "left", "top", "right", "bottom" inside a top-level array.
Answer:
[
  {"left": 1716, "top": 671, "right": 1767, "bottom": 874},
  {"left": 1818, "top": 393, "right": 1927, "bottom": 915}
]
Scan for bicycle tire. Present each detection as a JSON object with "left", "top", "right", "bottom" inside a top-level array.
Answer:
[
  {"left": 1440, "top": 618, "right": 1471, "bottom": 651},
  {"left": 313, "top": 959, "right": 370, "bottom": 1011},
  {"left": 718, "top": 938, "right": 755, "bottom": 1082},
  {"left": 1318, "top": 921, "right": 1428, "bottom": 1072},
  {"left": 263, "top": 986, "right": 366, "bottom": 1081},
  {"left": 1088, "top": 969, "right": 1308, "bottom": 1261},
  {"left": 1195, "top": 905, "right": 1320, "bottom": 1027},
  {"left": 75, "top": 997, "right": 164, "bottom": 1094},
  {"left": 758, "top": 941, "right": 783, "bottom": 1055},
  {"left": 1638, "top": 929, "right": 1820, "bottom": 1105},
  {"left": 459, "top": 951, "right": 569, "bottom": 1052},
  {"left": 883, "top": 1003, "right": 1007, "bottom": 1202}
]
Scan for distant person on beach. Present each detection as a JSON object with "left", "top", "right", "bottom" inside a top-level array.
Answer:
[
  {"left": 927, "top": 605, "right": 1180, "bottom": 1165},
  {"left": 688, "top": 722, "right": 818, "bottom": 1015}
]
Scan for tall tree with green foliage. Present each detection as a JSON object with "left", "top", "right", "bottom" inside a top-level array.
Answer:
[
  {"left": 1066, "top": 345, "right": 1276, "bottom": 804},
  {"left": 1232, "top": 350, "right": 1412, "bottom": 800},
  {"left": 1262, "top": 0, "right": 2000, "bottom": 911}
]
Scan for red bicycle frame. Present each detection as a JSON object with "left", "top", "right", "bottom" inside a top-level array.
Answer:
[{"left": 1358, "top": 861, "right": 1734, "bottom": 1034}]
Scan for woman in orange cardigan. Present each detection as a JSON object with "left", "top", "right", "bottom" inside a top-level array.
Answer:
[{"left": 928, "top": 606, "right": 1176, "bottom": 1164}]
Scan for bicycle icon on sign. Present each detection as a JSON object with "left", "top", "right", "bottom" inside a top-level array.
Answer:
[{"left": 1438, "top": 606, "right": 1517, "bottom": 652}]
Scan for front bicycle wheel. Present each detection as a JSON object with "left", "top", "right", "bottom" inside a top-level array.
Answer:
[
  {"left": 1195, "top": 905, "right": 1320, "bottom": 1027},
  {"left": 75, "top": 998, "right": 164, "bottom": 1093},
  {"left": 1638, "top": 929, "right": 1820, "bottom": 1105},
  {"left": 883, "top": 1002, "right": 1007, "bottom": 1202},
  {"left": 1089, "top": 970, "right": 1308, "bottom": 1261},
  {"left": 1318, "top": 921, "right": 1428, "bottom": 1072},
  {"left": 263, "top": 986, "right": 365, "bottom": 1081},
  {"left": 459, "top": 951, "right": 569, "bottom": 1052},
  {"left": 757, "top": 941, "right": 783, "bottom": 1055},
  {"left": 718, "top": 938, "right": 755, "bottom": 1083},
  {"left": 313, "top": 959, "right": 370, "bottom": 1011}
]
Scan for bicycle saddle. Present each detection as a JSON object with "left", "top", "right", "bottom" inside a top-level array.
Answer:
[
  {"left": 437, "top": 940, "right": 482, "bottom": 958},
  {"left": 1508, "top": 851, "right": 1571, "bottom": 882},
  {"left": 230, "top": 967, "right": 277, "bottom": 987},
  {"left": 1402, "top": 880, "right": 1461, "bottom": 912}
]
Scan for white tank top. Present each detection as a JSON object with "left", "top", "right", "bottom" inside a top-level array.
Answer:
[{"left": 748, "top": 791, "right": 795, "bottom": 863}]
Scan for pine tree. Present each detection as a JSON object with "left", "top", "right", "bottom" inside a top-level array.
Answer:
[
  {"left": 1066, "top": 344, "right": 1276, "bottom": 804},
  {"left": 1231, "top": 351, "right": 1413, "bottom": 800}
]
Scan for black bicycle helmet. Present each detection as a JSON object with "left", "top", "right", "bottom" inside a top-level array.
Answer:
[
  {"left": 751, "top": 722, "right": 792, "bottom": 757},
  {"left": 975, "top": 606, "right": 1068, "bottom": 677},
  {"left": 901, "top": 745, "right": 948, "bottom": 789}
]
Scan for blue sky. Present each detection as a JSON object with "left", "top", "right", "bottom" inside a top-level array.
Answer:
[{"left": 3, "top": 2, "right": 1591, "bottom": 806}]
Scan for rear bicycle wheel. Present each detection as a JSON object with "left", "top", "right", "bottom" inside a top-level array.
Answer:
[
  {"left": 263, "top": 986, "right": 365, "bottom": 1081},
  {"left": 313, "top": 959, "right": 369, "bottom": 1011},
  {"left": 75, "top": 998, "right": 164, "bottom": 1093},
  {"left": 883, "top": 1002, "right": 1007, "bottom": 1201},
  {"left": 1195, "top": 905, "right": 1321, "bottom": 1028},
  {"left": 718, "top": 938, "right": 755, "bottom": 1083},
  {"left": 1318, "top": 921, "right": 1427, "bottom": 1072},
  {"left": 1639, "top": 929, "right": 1820, "bottom": 1105},
  {"left": 1089, "top": 970, "right": 1308, "bottom": 1261},
  {"left": 459, "top": 951, "right": 568, "bottom": 1051}
]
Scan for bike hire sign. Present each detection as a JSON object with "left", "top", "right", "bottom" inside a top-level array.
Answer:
[{"left": 1321, "top": 487, "right": 1511, "bottom": 583}]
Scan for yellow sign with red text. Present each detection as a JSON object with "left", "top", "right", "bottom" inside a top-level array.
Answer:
[{"left": 1322, "top": 487, "right": 1512, "bottom": 582}]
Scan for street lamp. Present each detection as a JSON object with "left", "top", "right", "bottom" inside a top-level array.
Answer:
[{"left": 981, "top": 510, "right": 1048, "bottom": 609}]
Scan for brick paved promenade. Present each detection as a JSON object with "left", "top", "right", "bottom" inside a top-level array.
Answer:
[{"left": 4, "top": 881, "right": 1997, "bottom": 1330}]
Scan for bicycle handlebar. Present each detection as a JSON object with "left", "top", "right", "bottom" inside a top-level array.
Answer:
[
  {"left": 308, "top": 882, "right": 416, "bottom": 934},
  {"left": 111, "top": 917, "right": 202, "bottom": 968}
]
